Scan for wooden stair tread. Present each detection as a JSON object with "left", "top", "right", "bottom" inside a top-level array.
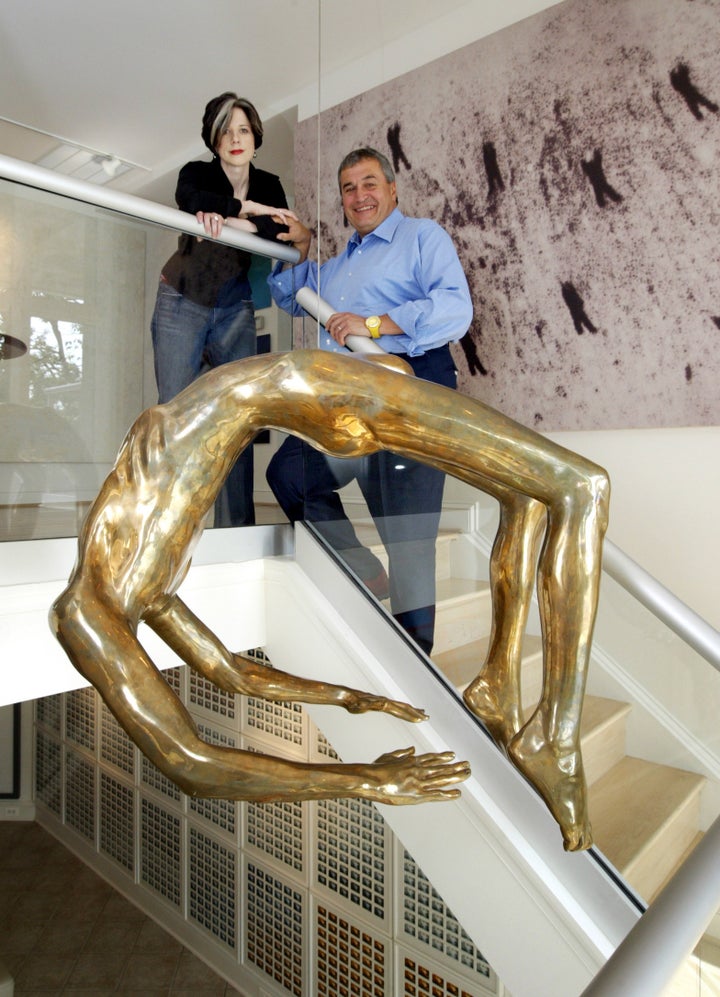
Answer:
[
  {"left": 432, "top": 634, "right": 542, "bottom": 690},
  {"left": 649, "top": 831, "right": 704, "bottom": 903},
  {"left": 435, "top": 576, "right": 490, "bottom": 604},
  {"left": 580, "top": 696, "right": 632, "bottom": 786},
  {"left": 590, "top": 756, "right": 704, "bottom": 888},
  {"left": 581, "top": 694, "right": 631, "bottom": 735},
  {"left": 352, "top": 523, "right": 459, "bottom": 548}
]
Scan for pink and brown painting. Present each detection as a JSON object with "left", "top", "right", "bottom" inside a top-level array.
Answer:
[{"left": 296, "top": 0, "right": 720, "bottom": 431}]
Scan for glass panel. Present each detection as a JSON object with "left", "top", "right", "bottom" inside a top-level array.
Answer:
[
  {"left": 0, "top": 176, "right": 293, "bottom": 540},
  {"left": 300, "top": 478, "right": 720, "bottom": 916}
]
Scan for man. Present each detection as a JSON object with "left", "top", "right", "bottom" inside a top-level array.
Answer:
[{"left": 267, "top": 147, "right": 473, "bottom": 653}]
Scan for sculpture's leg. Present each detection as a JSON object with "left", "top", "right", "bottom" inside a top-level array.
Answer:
[
  {"left": 463, "top": 491, "right": 546, "bottom": 748},
  {"left": 507, "top": 465, "right": 610, "bottom": 851}
]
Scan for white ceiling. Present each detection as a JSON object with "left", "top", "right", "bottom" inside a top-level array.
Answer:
[{"left": 0, "top": 0, "right": 473, "bottom": 205}]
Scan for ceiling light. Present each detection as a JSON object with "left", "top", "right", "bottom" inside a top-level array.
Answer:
[
  {"left": 100, "top": 155, "right": 122, "bottom": 178},
  {"left": 0, "top": 115, "right": 148, "bottom": 186}
]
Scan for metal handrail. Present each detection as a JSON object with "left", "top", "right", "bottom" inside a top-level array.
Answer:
[
  {"left": 582, "top": 812, "right": 720, "bottom": 995},
  {"left": 582, "top": 545, "right": 720, "bottom": 991},
  {"left": 603, "top": 539, "right": 720, "bottom": 672},
  {"left": 0, "top": 151, "right": 300, "bottom": 265}
]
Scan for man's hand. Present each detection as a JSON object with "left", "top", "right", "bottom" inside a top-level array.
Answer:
[
  {"left": 325, "top": 311, "right": 369, "bottom": 347},
  {"left": 326, "top": 311, "right": 403, "bottom": 346},
  {"left": 275, "top": 216, "right": 312, "bottom": 262}
]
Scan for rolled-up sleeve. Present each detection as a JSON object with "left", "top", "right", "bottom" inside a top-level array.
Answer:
[
  {"left": 386, "top": 223, "right": 472, "bottom": 351},
  {"left": 268, "top": 259, "right": 318, "bottom": 315}
]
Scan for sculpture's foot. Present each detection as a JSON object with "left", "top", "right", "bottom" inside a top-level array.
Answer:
[
  {"left": 508, "top": 719, "right": 593, "bottom": 851},
  {"left": 463, "top": 677, "right": 523, "bottom": 750}
]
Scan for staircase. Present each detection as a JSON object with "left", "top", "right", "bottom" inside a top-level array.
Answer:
[{"left": 352, "top": 523, "right": 706, "bottom": 905}]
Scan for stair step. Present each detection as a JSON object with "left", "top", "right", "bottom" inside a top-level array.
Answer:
[
  {"left": 433, "top": 631, "right": 630, "bottom": 785},
  {"left": 433, "top": 633, "right": 542, "bottom": 700},
  {"left": 433, "top": 577, "right": 492, "bottom": 652},
  {"left": 590, "top": 755, "right": 705, "bottom": 901},
  {"left": 650, "top": 831, "right": 704, "bottom": 904},
  {"left": 352, "top": 524, "right": 459, "bottom": 581},
  {"left": 580, "top": 695, "right": 632, "bottom": 787}
]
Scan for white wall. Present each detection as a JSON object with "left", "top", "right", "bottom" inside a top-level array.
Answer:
[
  {"left": 552, "top": 427, "right": 720, "bottom": 629},
  {"left": 285, "top": 0, "right": 567, "bottom": 119}
]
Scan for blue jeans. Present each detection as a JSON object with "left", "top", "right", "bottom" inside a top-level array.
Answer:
[
  {"left": 266, "top": 345, "right": 457, "bottom": 653},
  {"left": 151, "top": 280, "right": 256, "bottom": 527}
]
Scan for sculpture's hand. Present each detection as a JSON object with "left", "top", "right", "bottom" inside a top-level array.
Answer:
[
  {"left": 359, "top": 747, "right": 470, "bottom": 804},
  {"left": 342, "top": 689, "right": 428, "bottom": 723}
]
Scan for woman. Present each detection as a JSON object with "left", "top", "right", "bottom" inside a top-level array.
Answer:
[{"left": 151, "top": 91, "right": 295, "bottom": 527}]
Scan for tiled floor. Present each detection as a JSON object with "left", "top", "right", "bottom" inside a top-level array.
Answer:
[{"left": 0, "top": 821, "right": 244, "bottom": 996}]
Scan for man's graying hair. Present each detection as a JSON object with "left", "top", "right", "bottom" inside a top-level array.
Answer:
[{"left": 337, "top": 148, "right": 395, "bottom": 189}]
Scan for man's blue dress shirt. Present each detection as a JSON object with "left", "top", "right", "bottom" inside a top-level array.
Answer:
[{"left": 268, "top": 208, "right": 472, "bottom": 357}]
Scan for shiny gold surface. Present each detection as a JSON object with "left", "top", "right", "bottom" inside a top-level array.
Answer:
[{"left": 50, "top": 350, "right": 609, "bottom": 845}]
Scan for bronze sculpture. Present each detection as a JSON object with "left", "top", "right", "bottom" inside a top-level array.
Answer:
[{"left": 50, "top": 349, "right": 609, "bottom": 847}]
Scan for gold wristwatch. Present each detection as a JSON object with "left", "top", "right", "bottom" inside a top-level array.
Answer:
[{"left": 365, "top": 315, "right": 382, "bottom": 339}]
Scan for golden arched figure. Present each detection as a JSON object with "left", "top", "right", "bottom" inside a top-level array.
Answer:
[{"left": 50, "top": 349, "right": 609, "bottom": 847}]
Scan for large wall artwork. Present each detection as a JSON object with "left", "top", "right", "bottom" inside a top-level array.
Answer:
[{"left": 295, "top": 0, "right": 720, "bottom": 431}]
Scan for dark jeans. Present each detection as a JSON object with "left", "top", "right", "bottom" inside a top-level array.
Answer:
[
  {"left": 151, "top": 280, "right": 256, "bottom": 527},
  {"left": 267, "top": 345, "right": 457, "bottom": 653}
]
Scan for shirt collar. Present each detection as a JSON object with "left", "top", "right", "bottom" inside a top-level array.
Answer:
[{"left": 347, "top": 207, "right": 403, "bottom": 253}]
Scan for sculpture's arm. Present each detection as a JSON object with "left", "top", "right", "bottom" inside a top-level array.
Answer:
[
  {"left": 145, "top": 593, "right": 429, "bottom": 723},
  {"left": 50, "top": 582, "right": 468, "bottom": 803}
]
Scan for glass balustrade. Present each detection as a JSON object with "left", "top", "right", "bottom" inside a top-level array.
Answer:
[
  {"left": 2, "top": 95, "right": 719, "bottom": 997},
  {"left": 302, "top": 479, "right": 720, "bottom": 950},
  {"left": 0, "top": 174, "right": 294, "bottom": 541}
]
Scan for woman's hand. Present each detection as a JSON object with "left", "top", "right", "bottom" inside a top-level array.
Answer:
[
  {"left": 196, "top": 210, "right": 226, "bottom": 239},
  {"left": 241, "top": 200, "right": 298, "bottom": 222},
  {"left": 196, "top": 211, "right": 257, "bottom": 237},
  {"left": 224, "top": 216, "right": 258, "bottom": 234}
]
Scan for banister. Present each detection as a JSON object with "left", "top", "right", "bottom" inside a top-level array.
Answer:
[
  {"left": 581, "top": 811, "right": 720, "bottom": 995},
  {"left": 0, "top": 151, "right": 300, "bottom": 265},
  {"left": 602, "top": 539, "right": 720, "bottom": 673}
]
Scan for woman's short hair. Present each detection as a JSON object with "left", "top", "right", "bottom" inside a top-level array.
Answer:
[
  {"left": 201, "top": 92, "right": 264, "bottom": 154},
  {"left": 337, "top": 147, "right": 395, "bottom": 190}
]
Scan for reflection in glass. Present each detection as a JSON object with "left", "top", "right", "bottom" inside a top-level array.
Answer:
[
  {"left": 28, "top": 315, "right": 83, "bottom": 416},
  {"left": 0, "top": 176, "right": 292, "bottom": 541}
]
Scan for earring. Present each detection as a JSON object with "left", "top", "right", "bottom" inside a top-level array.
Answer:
[{"left": 253, "top": 152, "right": 257, "bottom": 159}]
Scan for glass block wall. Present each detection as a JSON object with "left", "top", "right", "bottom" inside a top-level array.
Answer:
[{"left": 33, "top": 651, "right": 503, "bottom": 997}]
